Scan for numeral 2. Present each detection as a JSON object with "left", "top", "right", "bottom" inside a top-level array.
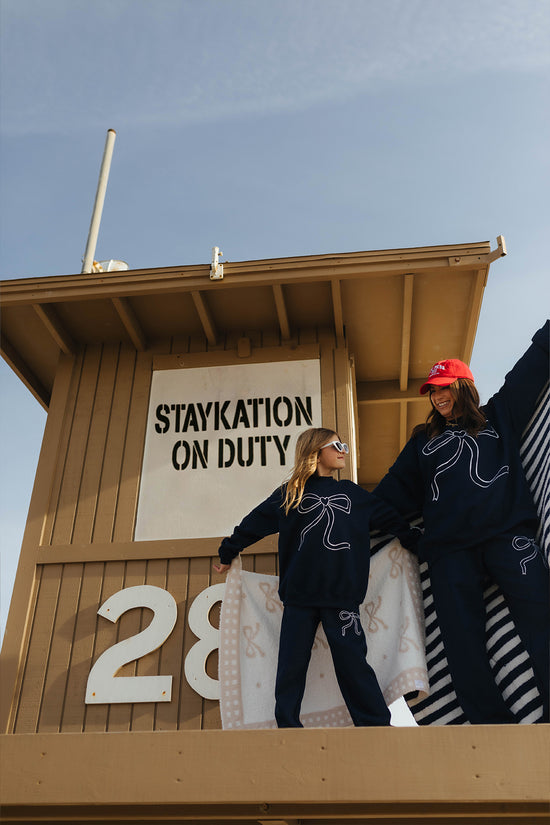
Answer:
[{"left": 85, "top": 585, "right": 177, "bottom": 704}]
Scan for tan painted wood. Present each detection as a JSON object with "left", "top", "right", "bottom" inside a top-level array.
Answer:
[
  {"left": 111, "top": 296, "right": 147, "bottom": 351},
  {"left": 272, "top": 283, "right": 291, "bottom": 340},
  {"left": 0, "top": 331, "right": 50, "bottom": 408},
  {"left": 1, "top": 241, "right": 522, "bottom": 823},
  {"left": 358, "top": 402, "right": 401, "bottom": 489},
  {"left": 0, "top": 354, "right": 75, "bottom": 733},
  {"left": 36, "top": 562, "right": 83, "bottom": 732},
  {"left": 153, "top": 343, "right": 320, "bottom": 370},
  {"left": 106, "top": 559, "right": 147, "bottom": 732},
  {"left": 356, "top": 377, "right": 426, "bottom": 402},
  {"left": 34, "top": 535, "right": 278, "bottom": 564},
  {"left": 181, "top": 556, "right": 211, "bottom": 729},
  {"left": 0, "top": 241, "right": 494, "bottom": 307},
  {"left": 191, "top": 291, "right": 217, "bottom": 346},
  {"left": 399, "top": 273, "right": 414, "bottom": 391},
  {"left": 462, "top": 266, "right": 488, "bottom": 363},
  {"left": 60, "top": 561, "right": 104, "bottom": 732},
  {"left": 254, "top": 552, "right": 278, "bottom": 576},
  {"left": 71, "top": 345, "right": 120, "bottom": 545},
  {"left": 349, "top": 354, "right": 360, "bottom": 470},
  {"left": 1, "top": 727, "right": 548, "bottom": 818},
  {"left": 155, "top": 557, "right": 190, "bottom": 731},
  {"left": 318, "top": 332, "right": 337, "bottom": 435},
  {"left": 112, "top": 350, "right": 153, "bottom": 542},
  {"left": 0, "top": 329, "right": 442, "bottom": 739},
  {"left": 330, "top": 279, "right": 344, "bottom": 339},
  {"left": 32, "top": 303, "right": 75, "bottom": 355},
  {"left": 82, "top": 560, "right": 125, "bottom": 732},
  {"left": 399, "top": 399, "right": 408, "bottom": 452},
  {"left": 13, "top": 564, "right": 62, "bottom": 733},
  {"left": 92, "top": 345, "right": 137, "bottom": 543},
  {"left": 50, "top": 347, "right": 102, "bottom": 545},
  {"left": 332, "top": 345, "right": 353, "bottom": 481},
  {"left": 40, "top": 352, "right": 83, "bottom": 547},
  {"left": 131, "top": 558, "right": 168, "bottom": 732}
]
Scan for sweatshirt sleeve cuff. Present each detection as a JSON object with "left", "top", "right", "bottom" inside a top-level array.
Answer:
[{"left": 398, "top": 526, "right": 422, "bottom": 552}]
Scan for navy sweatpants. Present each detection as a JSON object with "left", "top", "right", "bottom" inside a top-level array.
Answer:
[
  {"left": 274, "top": 603, "right": 391, "bottom": 727},
  {"left": 428, "top": 532, "right": 549, "bottom": 723}
]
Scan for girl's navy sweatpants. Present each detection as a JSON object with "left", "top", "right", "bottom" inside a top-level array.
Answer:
[{"left": 274, "top": 603, "right": 391, "bottom": 727}]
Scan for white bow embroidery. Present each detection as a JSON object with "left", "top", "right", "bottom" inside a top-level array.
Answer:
[
  {"left": 297, "top": 493, "right": 352, "bottom": 551},
  {"left": 422, "top": 426, "right": 509, "bottom": 502}
]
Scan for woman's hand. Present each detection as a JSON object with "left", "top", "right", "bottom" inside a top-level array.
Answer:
[{"left": 213, "top": 561, "right": 231, "bottom": 574}]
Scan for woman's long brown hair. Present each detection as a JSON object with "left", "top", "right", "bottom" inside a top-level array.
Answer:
[
  {"left": 413, "top": 378, "right": 486, "bottom": 439},
  {"left": 283, "top": 427, "right": 337, "bottom": 514}
]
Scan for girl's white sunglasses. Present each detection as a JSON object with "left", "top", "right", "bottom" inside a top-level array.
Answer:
[{"left": 321, "top": 440, "right": 349, "bottom": 454}]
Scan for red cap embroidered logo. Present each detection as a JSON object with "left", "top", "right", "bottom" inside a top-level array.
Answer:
[{"left": 420, "top": 358, "right": 475, "bottom": 395}]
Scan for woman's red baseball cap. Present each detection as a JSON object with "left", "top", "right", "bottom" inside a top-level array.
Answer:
[{"left": 420, "top": 358, "right": 475, "bottom": 395}]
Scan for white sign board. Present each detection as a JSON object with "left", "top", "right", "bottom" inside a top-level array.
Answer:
[{"left": 135, "top": 359, "right": 322, "bottom": 540}]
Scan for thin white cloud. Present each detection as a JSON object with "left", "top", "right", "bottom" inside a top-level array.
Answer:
[{"left": 1, "top": 0, "right": 549, "bottom": 135}]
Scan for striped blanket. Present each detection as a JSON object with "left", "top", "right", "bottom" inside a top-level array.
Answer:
[{"left": 403, "top": 385, "right": 550, "bottom": 724}]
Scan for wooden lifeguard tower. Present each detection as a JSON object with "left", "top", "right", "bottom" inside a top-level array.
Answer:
[{"left": 1, "top": 239, "right": 547, "bottom": 823}]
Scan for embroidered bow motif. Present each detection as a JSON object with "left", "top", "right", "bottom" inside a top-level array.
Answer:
[
  {"left": 297, "top": 493, "right": 352, "bottom": 551},
  {"left": 363, "top": 595, "right": 388, "bottom": 633},
  {"left": 422, "top": 426, "right": 509, "bottom": 502},
  {"left": 259, "top": 581, "right": 283, "bottom": 613},
  {"left": 389, "top": 544, "right": 404, "bottom": 578},
  {"left": 399, "top": 615, "right": 420, "bottom": 653},
  {"left": 512, "top": 535, "right": 542, "bottom": 575},
  {"left": 339, "top": 610, "right": 361, "bottom": 637},
  {"left": 242, "top": 623, "right": 265, "bottom": 658}
]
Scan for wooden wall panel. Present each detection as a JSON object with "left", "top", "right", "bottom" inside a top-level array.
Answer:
[
  {"left": 40, "top": 354, "right": 83, "bottom": 547},
  {"left": 82, "top": 560, "right": 125, "bottom": 733},
  {"left": 254, "top": 552, "right": 278, "bottom": 576},
  {"left": 61, "top": 561, "right": 104, "bottom": 732},
  {"left": 91, "top": 346, "right": 136, "bottom": 542},
  {"left": 155, "top": 557, "right": 190, "bottom": 731},
  {"left": 37, "top": 562, "right": 83, "bottom": 732},
  {"left": 131, "top": 558, "right": 168, "bottom": 733},
  {"left": 50, "top": 347, "right": 102, "bottom": 546},
  {"left": 6, "top": 335, "right": 348, "bottom": 734},
  {"left": 13, "top": 565, "right": 59, "bottom": 733},
  {"left": 182, "top": 556, "right": 213, "bottom": 730},
  {"left": 112, "top": 350, "right": 154, "bottom": 543},
  {"left": 107, "top": 559, "right": 147, "bottom": 732},
  {"left": 71, "top": 346, "right": 120, "bottom": 545}
]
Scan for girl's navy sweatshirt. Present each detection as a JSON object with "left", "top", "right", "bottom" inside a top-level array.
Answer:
[
  {"left": 374, "top": 321, "right": 549, "bottom": 564},
  {"left": 218, "top": 475, "right": 419, "bottom": 608}
]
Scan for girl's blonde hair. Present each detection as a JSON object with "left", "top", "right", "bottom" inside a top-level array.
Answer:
[
  {"left": 283, "top": 427, "right": 338, "bottom": 514},
  {"left": 413, "top": 378, "right": 486, "bottom": 438}
]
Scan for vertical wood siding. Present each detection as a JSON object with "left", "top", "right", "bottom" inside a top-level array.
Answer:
[{"left": 9, "top": 327, "right": 353, "bottom": 733}]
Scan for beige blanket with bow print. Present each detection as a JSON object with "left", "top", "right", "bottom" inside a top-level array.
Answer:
[{"left": 219, "top": 539, "right": 428, "bottom": 729}]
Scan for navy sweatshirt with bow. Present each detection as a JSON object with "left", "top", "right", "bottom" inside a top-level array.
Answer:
[
  {"left": 374, "top": 321, "right": 549, "bottom": 564},
  {"left": 218, "top": 475, "right": 419, "bottom": 608}
]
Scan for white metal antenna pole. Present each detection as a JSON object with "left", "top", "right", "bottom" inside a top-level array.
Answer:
[{"left": 81, "top": 128, "right": 116, "bottom": 274}]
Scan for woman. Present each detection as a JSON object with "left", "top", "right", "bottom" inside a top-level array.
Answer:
[
  {"left": 214, "top": 427, "right": 420, "bottom": 727},
  {"left": 374, "top": 321, "right": 549, "bottom": 723}
]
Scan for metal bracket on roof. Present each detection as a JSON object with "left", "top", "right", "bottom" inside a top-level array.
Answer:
[
  {"left": 210, "top": 246, "right": 224, "bottom": 280},
  {"left": 486, "top": 235, "right": 507, "bottom": 263},
  {"left": 450, "top": 235, "right": 507, "bottom": 268}
]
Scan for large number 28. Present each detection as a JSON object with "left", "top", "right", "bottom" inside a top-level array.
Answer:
[{"left": 85, "top": 584, "right": 225, "bottom": 704}]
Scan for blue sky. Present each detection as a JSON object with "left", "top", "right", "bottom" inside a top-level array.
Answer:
[{"left": 1, "top": 1, "right": 549, "bottom": 722}]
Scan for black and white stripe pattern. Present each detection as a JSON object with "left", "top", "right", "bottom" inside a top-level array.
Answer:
[{"left": 404, "top": 384, "right": 550, "bottom": 724}]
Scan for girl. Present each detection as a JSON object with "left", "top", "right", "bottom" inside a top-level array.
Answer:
[
  {"left": 374, "top": 320, "right": 549, "bottom": 723},
  {"left": 214, "top": 426, "right": 420, "bottom": 728}
]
